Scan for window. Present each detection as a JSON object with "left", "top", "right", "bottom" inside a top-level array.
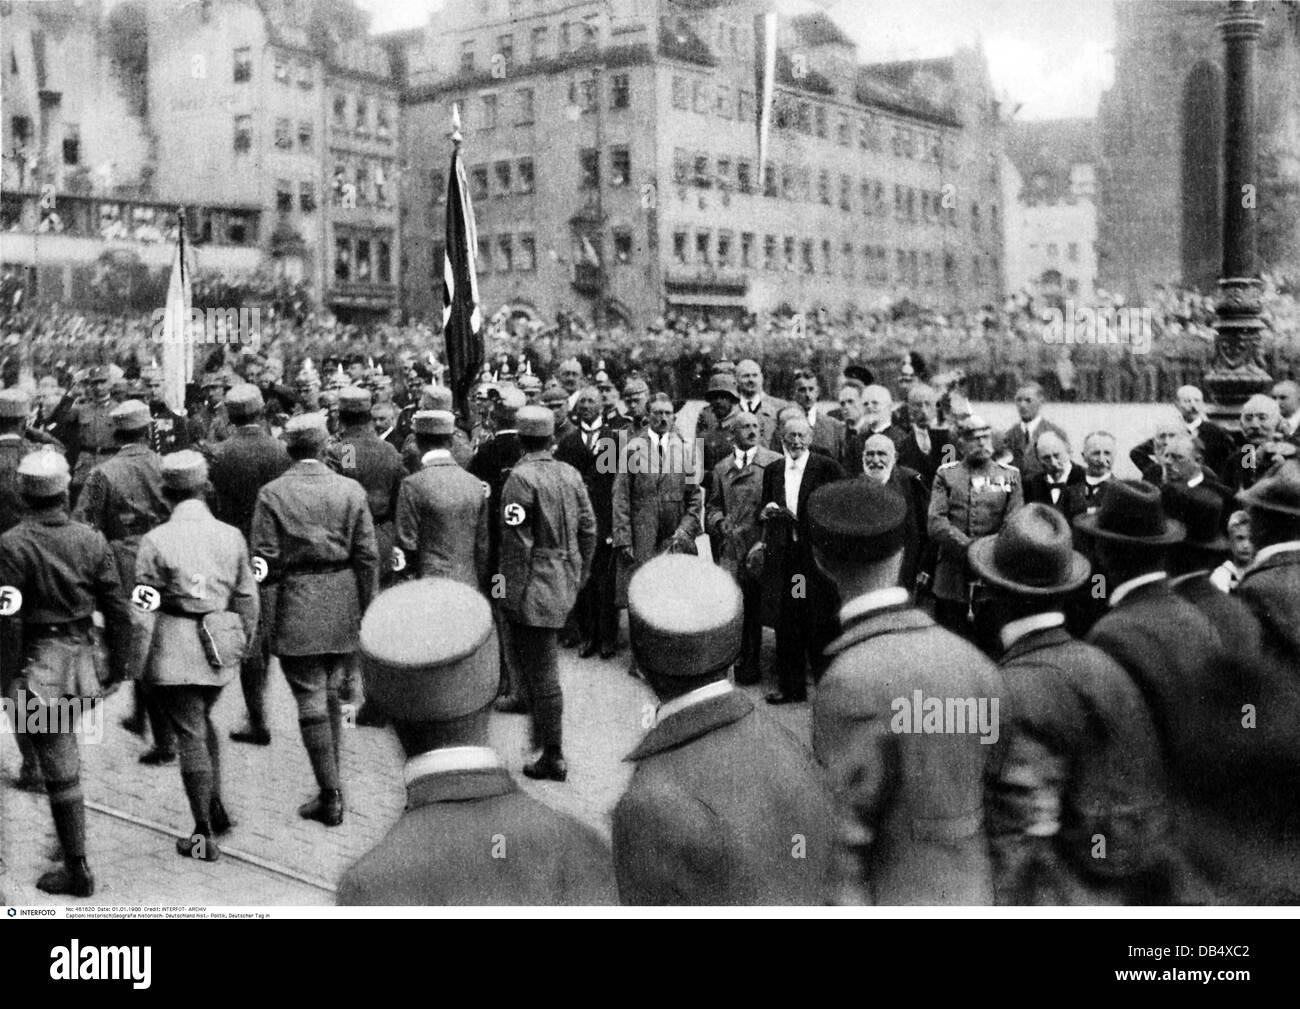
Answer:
[
  {"left": 476, "top": 237, "right": 491, "bottom": 274},
  {"left": 580, "top": 17, "right": 598, "bottom": 49},
  {"left": 560, "top": 22, "right": 572, "bottom": 53},
  {"left": 518, "top": 235, "right": 537, "bottom": 271},
  {"left": 784, "top": 236, "right": 795, "bottom": 271},
  {"left": 300, "top": 181, "right": 316, "bottom": 213},
  {"left": 430, "top": 169, "right": 446, "bottom": 203},
  {"left": 297, "top": 60, "right": 313, "bottom": 90},
  {"left": 822, "top": 239, "right": 832, "bottom": 274},
  {"left": 461, "top": 41, "right": 476, "bottom": 74},
  {"left": 569, "top": 76, "right": 596, "bottom": 113},
  {"left": 796, "top": 102, "right": 811, "bottom": 134},
  {"left": 764, "top": 235, "right": 777, "bottom": 270},
  {"left": 579, "top": 148, "right": 600, "bottom": 189},
  {"left": 897, "top": 249, "right": 907, "bottom": 282},
  {"left": 781, "top": 166, "right": 794, "bottom": 201},
  {"left": 738, "top": 90, "right": 754, "bottom": 123},
  {"left": 839, "top": 175, "right": 851, "bottom": 212},
  {"left": 276, "top": 179, "right": 293, "bottom": 212},
  {"left": 972, "top": 255, "right": 983, "bottom": 283},
  {"left": 481, "top": 93, "right": 499, "bottom": 129},
  {"left": 62, "top": 123, "right": 80, "bottom": 165},
  {"left": 837, "top": 115, "right": 850, "bottom": 146},
  {"left": 695, "top": 231, "right": 711, "bottom": 266},
  {"left": 971, "top": 203, "right": 981, "bottom": 233},
  {"left": 233, "top": 115, "right": 252, "bottom": 154},
  {"left": 1067, "top": 277, "right": 1079, "bottom": 295},
  {"left": 233, "top": 47, "right": 251, "bottom": 83},
  {"left": 497, "top": 34, "right": 514, "bottom": 68},
  {"left": 515, "top": 88, "right": 534, "bottom": 125},
  {"left": 335, "top": 238, "right": 352, "bottom": 281},
  {"left": 333, "top": 93, "right": 348, "bottom": 128},
  {"left": 517, "top": 158, "right": 535, "bottom": 194},
  {"left": 275, "top": 118, "right": 292, "bottom": 150},
  {"left": 610, "top": 146, "right": 630, "bottom": 187},
  {"left": 798, "top": 167, "right": 811, "bottom": 202},
  {"left": 694, "top": 154, "right": 710, "bottom": 187},
  {"left": 741, "top": 232, "right": 754, "bottom": 268},
  {"left": 945, "top": 253, "right": 957, "bottom": 285},
  {"left": 673, "top": 231, "right": 688, "bottom": 265},
  {"left": 737, "top": 159, "right": 753, "bottom": 195},
  {"left": 471, "top": 166, "right": 489, "bottom": 200},
  {"left": 893, "top": 185, "right": 904, "bottom": 220},
  {"left": 377, "top": 103, "right": 392, "bottom": 141},
  {"left": 1067, "top": 242, "right": 1079, "bottom": 262},
  {"left": 613, "top": 229, "right": 633, "bottom": 265},
  {"left": 801, "top": 240, "right": 815, "bottom": 274},
  {"left": 496, "top": 235, "right": 513, "bottom": 272},
  {"left": 716, "top": 157, "right": 731, "bottom": 189},
  {"left": 355, "top": 162, "right": 369, "bottom": 205},
  {"left": 298, "top": 122, "right": 313, "bottom": 152},
  {"left": 815, "top": 104, "right": 827, "bottom": 138},
  {"left": 274, "top": 54, "right": 288, "bottom": 84},
  {"left": 673, "top": 149, "right": 689, "bottom": 185},
  {"left": 672, "top": 76, "right": 688, "bottom": 109},
  {"left": 818, "top": 171, "right": 831, "bottom": 206},
  {"left": 923, "top": 251, "right": 934, "bottom": 284},
  {"left": 611, "top": 74, "right": 630, "bottom": 109},
  {"left": 717, "top": 231, "right": 732, "bottom": 268},
  {"left": 377, "top": 240, "right": 391, "bottom": 283},
  {"left": 715, "top": 84, "right": 732, "bottom": 119},
  {"left": 909, "top": 251, "right": 919, "bottom": 285},
  {"left": 355, "top": 95, "right": 370, "bottom": 136},
  {"left": 531, "top": 27, "right": 547, "bottom": 62},
  {"left": 494, "top": 161, "right": 512, "bottom": 195},
  {"left": 906, "top": 187, "right": 915, "bottom": 222},
  {"left": 764, "top": 164, "right": 778, "bottom": 198},
  {"left": 860, "top": 179, "right": 872, "bottom": 216},
  {"left": 1046, "top": 242, "right": 1059, "bottom": 258},
  {"left": 693, "top": 80, "right": 709, "bottom": 114}
]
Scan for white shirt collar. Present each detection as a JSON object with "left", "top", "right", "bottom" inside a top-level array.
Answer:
[
  {"left": 734, "top": 447, "right": 755, "bottom": 468},
  {"left": 999, "top": 611, "right": 1065, "bottom": 650},
  {"left": 1023, "top": 416, "right": 1040, "bottom": 435},
  {"left": 839, "top": 586, "right": 909, "bottom": 624},
  {"left": 1109, "top": 571, "right": 1167, "bottom": 608},
  {"left": 655, "top": 679, "right": 733, "bottom": 724},
  {"left": 421, "top": 448, "right": 452, "bottom": 465},
  {"left": 806, "top": 404, "right": 818, "bottom": 427},
  {"left": 1084, "top": 472, "right": 1111, "bottom": 486},
  {"left": 403, "top": 745, "right": 501, "bottom": 786},
  {"left": 377, "top": 425, "right": 395, "bottom": 441},
  {"left": 1250, "top": 541, "right": 1300, "bottom": 567},
  {"left": 1186, "top": 471, "right": 1204, "bottom": 488}
]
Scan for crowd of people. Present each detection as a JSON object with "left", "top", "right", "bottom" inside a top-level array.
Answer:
[{"left": 3, "top": 321, "right": 1300, "bottom": 907}]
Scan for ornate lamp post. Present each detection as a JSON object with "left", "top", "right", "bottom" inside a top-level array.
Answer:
[{"left": 1205, "top": 0, "right": 1272, "bottom": 424}]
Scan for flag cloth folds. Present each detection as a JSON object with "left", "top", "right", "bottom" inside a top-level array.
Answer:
[
  {"left": 754, "top": 9, "right": 778, "bottom": 185},
  {"left": 161, "top": 220, "right": 194, "bottom": 414},
  {"left": 442, "top": 104, "right": 484, "bottom": 421}
]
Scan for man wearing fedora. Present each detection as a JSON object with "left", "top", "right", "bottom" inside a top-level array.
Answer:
[
  {"left": 970, "top": 504, "right": 1176, "bottom": 905},
  {"left": 1237, "top": 462, "right": 1300, "bottom": 669},
  {"left": 810, "top": 479, "right": 1001, "bottom": 905},
  {"left": 498, "top": 405, "right": 596, "bottom": 782},
  {"left": 613, "top": 556, "right": 835, "bottom": 905},
  {"left": 338, "top": 579, "right": 616, "bottom": 905}
]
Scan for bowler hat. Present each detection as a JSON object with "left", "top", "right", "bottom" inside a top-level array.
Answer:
[
  {"left": 1073, "top": 480, "right": 1185, "bottom": 546},
  {"left": 161, "top": 450, "right": 208, "bottom": 492},
  {"left": 1161, "top": 484, "right": 1231, "bottom": 553},
  {"left": 628, "top": 556, "right": 742, "bottom": 679},
  {"left": 17, "top": 450, "right": 70, "bottom": 496},
  {"left": 706, "top": 373, "right": 740, "bottom": 402},
  {"left": 807, "top": 478, "right": 907, "bottom": 564},
  {"left": 360, "top": 579, "right": 499, "bottom": 721},
  {"left": 517, "top": 404, "right": 554, "bottom": 438},
  {"left": 969, "top": 503, "right": 1090, "bottom": 596},
  {"left": 1236, "top": 460, "right": 1300, "bottom": 518}
]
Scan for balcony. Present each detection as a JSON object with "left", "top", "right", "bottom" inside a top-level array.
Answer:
[{"left": 663, "top": 268, "right": 748, "bottom": 298}]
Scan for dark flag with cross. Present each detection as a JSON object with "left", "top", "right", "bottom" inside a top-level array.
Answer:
[{"left": 442, "top": 104, "right": 484, "bottom": 424}]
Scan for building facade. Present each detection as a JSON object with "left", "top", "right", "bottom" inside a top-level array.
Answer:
[{"left": 393, "top": 0, "right": 1008, "bottom": 332}]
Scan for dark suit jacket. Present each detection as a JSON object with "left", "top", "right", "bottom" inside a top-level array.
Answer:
[
  {"left": 469, "top": 430, "right": 524, "bottom": 572},
  {"left": 897, "top": 427, "right": 953, "bottom": 486},
  {"left": 339, "top": 763, "right": 617, "bottom": 905},
  {"left": 1025, "top": 466, "right": 1088, "bottom": 523},
  {"left": 206, "top": 424, "right": 292, "bottom": 540},
  {"left": 555, "top": 423, "right": 620, "bottom": 543},
  {"left": 1000, "top": 417, "right": 1069, "bottom": 479},
  {"left": 1130, "top": 420, "right": 1236, "bottom": 481},
  {"left": 613, "top": 689, "right": 834, "bottom": 905},
  {"left": 757, "top": 451, "right": 844, "bottom": 626},
  {"left": 1237, "top": 546, "right": 1300, "bottom": 673},
  {"left": 882, "top": 468, "right": 928, "bottom": 589}
]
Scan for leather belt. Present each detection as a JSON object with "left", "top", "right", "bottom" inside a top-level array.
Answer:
[
  {"left": 285, "top": 560, "right": 352, "bottom": 575},
  {"left": 24, "top": 618, "right": 92, "bottom": 637}
]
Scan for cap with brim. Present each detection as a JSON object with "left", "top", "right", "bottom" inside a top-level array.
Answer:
[
  {"left": 338, "top": 386, "right": 373, "bottom": 416},
  {"left": 541, "top": 385, "right": 569, "bottom": 405},
  {"left": 17, "top": 450, "right": 70, "bottom": 495},
  {"left": 628, "top": 555, "right": 742, "bottom": 678},
  {"left": 807, "top": 479, "right": 907, "bottom": 563},
  {"left": 517, "top": 404, "right": 554, "bottom": 437},
  {"left": 110, "top": 399, "right": 151, "bottom": 432},
  {"left": 1161, "top": 484, "right": 1231, "bottom": 553},
  {"left": 87, "top": 366, "right": 111, "bottom": 383},
  {"left": 957, "top": 414, "right": 992, "bottom": 437},
  {"left": 707, "top": 374, "right": 740, "bottom": 401},
  {"left": 225, "top": 383, "right": 265, "bottom": 420},
  {"left": 161, "top": 450, "right": 208, "bottom": 492},
  {"left": 421, "top": 385, "right": 454, "bottom": 411},
  {"left": 1074, "top": 479, "right": 1185, "bottom": 546},
  {"left": 360, "top": 579, "right": 499, "bottom": 721},
  {"left": 518, "top": 374, "right": 542, "bottom": 391},
  {"left": 412, "top": 410, "right": 455, "bottom": 436},
  {"left": 283, "top": 412, "right": 329, "bottom": 449},
  {"left": 969, "top": 503, "right": 1090, "bottom": 596},
  {"left": 0, "top": 389, "right": 30, "bottom": 418},
  {"left": 498, "top": 386, "right": 527, "bottom": 411},
  {"left": 623, "top": 378, "right": 649, "bottom": 396},
  {"left": 1236, "top": 460, "right": 1300, "bottom": 518}
]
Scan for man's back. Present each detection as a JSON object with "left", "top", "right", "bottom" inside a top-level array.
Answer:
[
  {"left": 209, "top": 426, "right": 292, "bottom": 537},
  {"left": 395, "top": 458, "right": 488, "bottom": 584}
]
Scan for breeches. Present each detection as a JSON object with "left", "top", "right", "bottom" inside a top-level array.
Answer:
[{"left": 281, "top": 654, "right": 349, "bottom": 721}]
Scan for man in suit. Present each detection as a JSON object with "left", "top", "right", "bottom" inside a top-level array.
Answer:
[
  {"left": 1130, "top": 386, "right": 1235, "bottom": 479},
  {"left": 735, "top": 358, "right": 787, "bottom": 447},
  {"left": 859, "top": 385, "right": 909, "bottom": 451},
  {"left": 394, "top": 411, "right": 489, "bottom": 587},
  {"left": 970, "top": 505, "right": 1177, "bottom": 905},
  {"left": 1222, "top": 394, "right": 1293, "bottom": 493},
  {"left": 861, "top": 434, "right": 928, "bottom": 590},
  {"left": 1024, "top": 432, "right": 1087, "bottom": 523},
  {"left": 251, "top": 413, "right": 379, "bottom": 827},
  {"left": 613, "top": 556, "right": 835, "bottom": 904},
  {"left": 1237, "top": 461, "right": 1300, "bottom": 671},
  {"left": 499, "top": 406, "right": 596, "bottom": 782},
  {"left": 338, "top": 579, "right": 616, "bottom": 905},
  {"left": 555, "top": 387, "right": 622, "bottom": 660},
  {"left": 705, "top": 411, "right": 781, "bottom": 684},
  {"left": 1143, "top": 433, "right": 1234, "bottom": 515},
  {"left": 757, "top": 414, "right": 845, "bottom": 704},
  {"left": 928, "top": 415, "right": 1024, "bottom": 640},
  {"left": 208, "top": 384, "right": 292, "bottom": 747},
  {"left": 897, "top": 383, "right": 953, "bottom": 487},
  {"left": 1001, "top": 383, "right": 1068, "bottom": 480},
  {"left": 792, "top": 370, "right": 846, "bottom": 464},
  {"left": 130, "top": 451, "right": 259, "bottom": 864},
  {"left": 1080, "top": 431, "right": 1116, "bottom": 513},
  {"left": 1272, "top": 380, "right": 1300, "bottom": 443},
  {"left": 809, "top": 478, "right": 1001, "bottom": 905}
]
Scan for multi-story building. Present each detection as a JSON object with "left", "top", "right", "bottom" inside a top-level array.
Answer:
[
  {"left": 1002, "top": 118, "right": 1098, "bottom": 303},
  {"left": 393, "top": 0, "right": 1007, "bottom": 332}
]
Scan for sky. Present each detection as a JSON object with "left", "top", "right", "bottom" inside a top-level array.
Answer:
[{"left": 356, "top": 0, "right": 1116, "bottom": 121}]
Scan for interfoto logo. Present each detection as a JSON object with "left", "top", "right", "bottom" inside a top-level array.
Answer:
[
  {"left": 50, "top": 942, "right": 152, "bottom": 989},
  {"left": 890, "top": 690, "right": 1000, "bottom": 744},
  {"left": 0, "top": 690, "right": 104, "bottom": 743},
  {"left": 150, "top": 306, "right": 261, "bottom": 345},
  {"left": 1041, "top": 299, "right": 1153, "bottom": 355}
]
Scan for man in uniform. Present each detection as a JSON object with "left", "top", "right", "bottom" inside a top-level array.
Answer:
[
  {"left": 0, "top": 452, "right": 131, "bottom": 896},
  {"left": 66, "top": 364, "right": 117, "bottom": 504},
  {"left": 928, "top": 414, "right": 1024, "bottom": 640},
  {"left": 809, "top": 478, "right": 1001, "bottom": 905},
  {"left": 971, "top": 505, "right": 1176, "bottom": 904},
  {"left": 401, "top": 385, "right": 472, "bottom": 472},
  {"left": 696, "top": 373, "right": 744, "bottom": 495},
  {"left": 394, "top": 410, "right": 489, "bottom": 587},
  {"left": 190, "top": 371, "right": 232, "bottom": 447},
  {"left": 251, "top": 413, "right": 379, "bottom": 826},
  {"left": 621, "top": 376, "right": 651, "bottom": 437},
  {"left": 337, "top": 579, "right": 616, "bottom": 905},
  {"left": 328, "top": 386, "right": 405, "bottom": 588},
  {"left": 613, "top": 555, "right": 835, "bottom": 905},
  {"left": 542, "top": 382, "right": 576, "bottom": 446},
  {"left": 498, "top": 405, "right": 596, "bottom": 782},
  {"left": 208, "top": 384, "right": 291, "bottom": 746},
  {"left": 141, "top": 366, "right": 192, "bottom": 454},
  {"left": 73, "top": 399, "right": 175, "bottom": 765}
]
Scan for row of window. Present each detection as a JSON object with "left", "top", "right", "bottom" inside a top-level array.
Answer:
[
  {"left": 331, "top": 91, "right": 395, "bottom": 143},
  {"left": 8, "top": 115, "right": 78, "bottom": 166},
  {"left": 669, "top": 74, "right": 951, "bottom": 165},
  {"left": 334, "top": 233, "right": 394, "bottom": 284},
  {"left": 275, "top": 179, "right": 317, "bottom": 215},
  {"left": 459, "top": 18, "right": 600, "bottom": 74},
  {"left": 1030, "top": 241, "right": 1082, "bottom": 262},
  {"left": 459, "top": 73, "right": 630, "bottom": 133},
  {"left": 331, "top": 159, "right": 395, "bottom": 210},
  {"left": 432, "top": 234, "right": 540, "bottom": 276},
  {"left": 668, "top": 229, "right": 999, "bottom": 287},
  {"left": 232, "top": 47, "right": 313, "bottom": 90}
]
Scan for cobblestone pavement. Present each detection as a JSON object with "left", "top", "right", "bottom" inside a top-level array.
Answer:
[{"left": 1, "top": 617, "right": 807, "bottom": 907}]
